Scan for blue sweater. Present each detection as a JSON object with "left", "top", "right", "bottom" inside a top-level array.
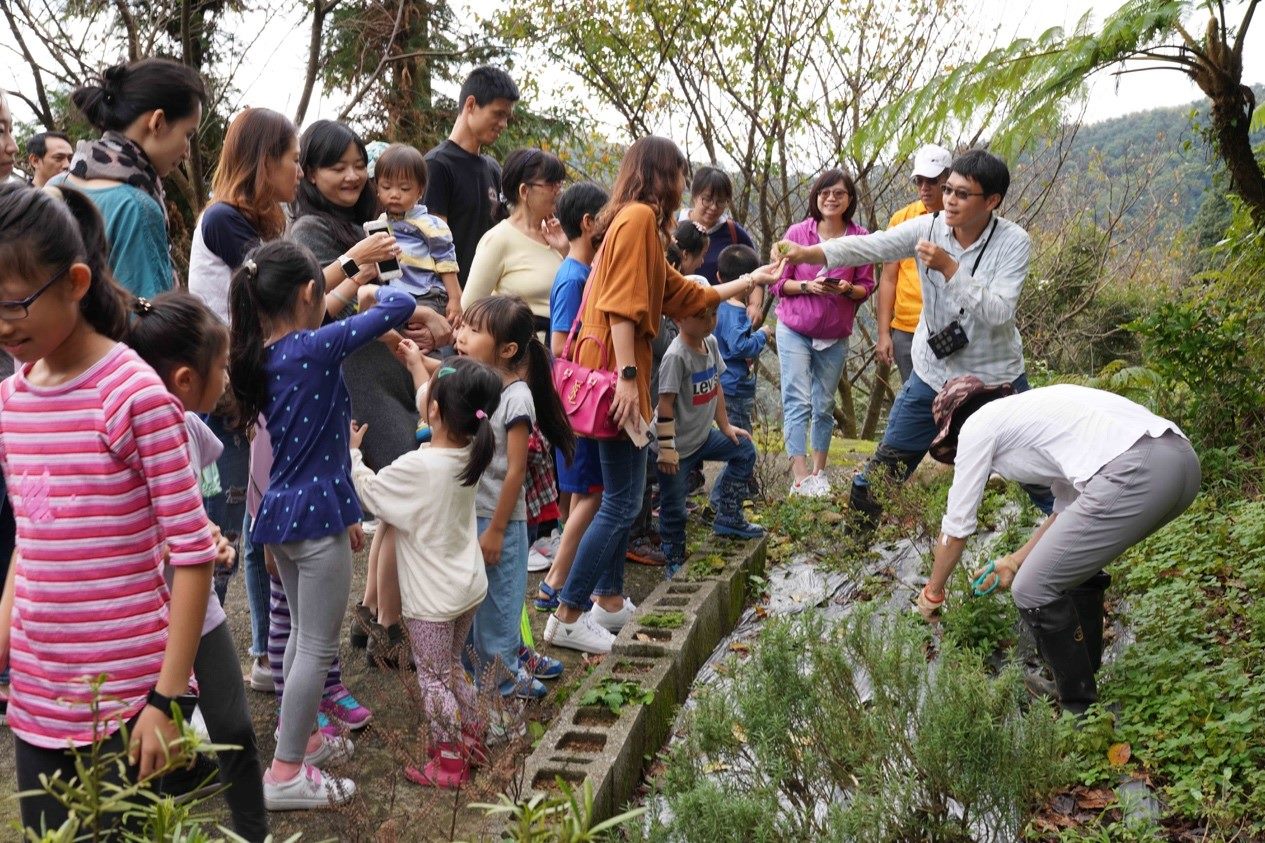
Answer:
[
  {"left": 251, "top": 287, "right": 415, "bottom": 544},
  {"left": 714, "top": 300, "right": 767, "bottom": 399}
]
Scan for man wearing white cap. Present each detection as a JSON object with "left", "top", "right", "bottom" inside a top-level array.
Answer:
[{"left": 876, "top": 144, "right": 952, "bottom": 383}]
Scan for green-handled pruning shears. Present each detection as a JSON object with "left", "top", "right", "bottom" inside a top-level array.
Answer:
[{"left": 971, "top": 559, "right": 1001, "bottom": 596}]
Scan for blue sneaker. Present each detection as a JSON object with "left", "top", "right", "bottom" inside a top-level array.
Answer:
[
  {"left": 519, "top": 646, "right": 564, "bottom": 680},
  {"left": 713, "top": 517, "right": 765, "bottom": 540},
  {"left": 499, "top": 670, "right": 548, "bottom": 700}
]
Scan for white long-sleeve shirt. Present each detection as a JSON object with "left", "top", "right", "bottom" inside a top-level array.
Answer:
[
  {"left": 820, "top": 212, "right": 1030, "bottom": 388},
  {"left": 350, "top": 444, "right": 487, "bottom": 622},
  {"left": 940, "top": 385, "right": 1184, "bottom": 537}
]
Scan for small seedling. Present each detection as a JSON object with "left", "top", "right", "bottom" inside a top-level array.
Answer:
[
  {"left": 684, "top": 553, "right": 726, "bottom": 580},
  {"left": 579, "top": 677, "right": 655, "bottom": 716}
]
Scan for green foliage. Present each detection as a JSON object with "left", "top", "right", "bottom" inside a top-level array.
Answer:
[
  {"left": 638, "top": 611, "right": 685, "bottom": 629},
  {"left": 682, "top": 554, "right": 727, "bottom": 581},
  {"left": 12, "top": 677, "right": 284, "bottom": 842},
  {"left": 578, "top": 678, "right": 654, "bottom": 716},
  {"left": 467, "top": 777, "right": 644, "bottom": 843},
  {"left": 1061, "top": 499, "right": 1265, "bottom": 836},
  {"left": 646, "top": 612, "right": 1069, "bottom": 842},
  {"left": 1126, "top": 199, "right": 1265, "bottom": 489}
]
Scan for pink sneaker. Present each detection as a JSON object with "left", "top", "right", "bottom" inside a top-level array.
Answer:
[{"left": 321, "top": 685, "right": 373, "bottom": 730}]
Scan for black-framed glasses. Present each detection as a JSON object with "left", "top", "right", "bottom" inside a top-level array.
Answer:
[
  {"left": 941, "top": 184, "right": 985, "bottom": 201},
  {"left": 0, "top": 264, "right": 72, "bottom": 321}
]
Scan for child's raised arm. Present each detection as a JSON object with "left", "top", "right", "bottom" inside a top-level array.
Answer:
[{"left": 393, "top": 338, "right": 442, "bottom": 408}]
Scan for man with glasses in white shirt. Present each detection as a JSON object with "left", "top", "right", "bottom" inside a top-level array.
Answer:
[{"left": 775, "top": 148, "right": 1054, "bottom": 530}]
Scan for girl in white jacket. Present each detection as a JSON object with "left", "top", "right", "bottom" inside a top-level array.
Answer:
[{"left": 349, "top": 352, "right": 503, "bottom": 789}]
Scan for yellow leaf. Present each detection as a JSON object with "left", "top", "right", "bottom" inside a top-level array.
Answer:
[
  {"left": 729, "top": 641, "right": 751, "bottom": 654},
  {"left": 1107, "top": 742, "right": 1132, "bottom": 766},
  {"left": 731, "top": 723, "right": 748, "bottom": 744}
]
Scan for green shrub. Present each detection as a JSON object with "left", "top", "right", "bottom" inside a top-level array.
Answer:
[
  {"left": 645, "top": 612, "right": 1069, "bottom": 842},
  {"left": 1062, "top": 499, "right": 1265, "bottom": 837}
]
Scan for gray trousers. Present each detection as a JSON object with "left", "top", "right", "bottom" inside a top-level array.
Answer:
[
  {"left": 271, "top": 533, "right": 353, "bottom": 763},
  {"left": 1012, "top": 431, "right": 1200, "bottom": 609},
  {"left": 891, "top": 329, "right": 915, "bottom": 384}
]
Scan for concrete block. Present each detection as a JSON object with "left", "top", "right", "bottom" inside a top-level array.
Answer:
[
  {"left": 612, "top": 578, "right": 722, "bottom": 702},
  {"left": 521, "top": 656, "right": 673, "bottom": 819}
]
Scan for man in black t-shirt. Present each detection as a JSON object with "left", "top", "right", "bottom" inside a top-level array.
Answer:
[{"left": 425, "top": 66, "right": 519, "bottom": 291}]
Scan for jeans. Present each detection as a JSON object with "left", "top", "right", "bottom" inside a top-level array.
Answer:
[
  {"left": 851, "top": 371, "right": 1054, "bottom": 515},
  {"left": 725, "top": 392, "right": 753, "bottom": 435},
  {"left": 270, "top": 534, "right": 352, "bottom": 764},
  {"left": 241, "top": 514, "right": 270, "bottom": 657},
  {"left": 776, "top": 323, "right": 848, "bottom": 457},
  {"left": 658, "top": 429, "right": 756, "bottom": 567},
  {"left": 203, "top": 413, "right": 248, "bottom": 604},
  {"left": 470, "top": 517, "right": 529, "bottom": 686},
  {"left": 559, "top": 437, "right": 646, "bottom": 611}
]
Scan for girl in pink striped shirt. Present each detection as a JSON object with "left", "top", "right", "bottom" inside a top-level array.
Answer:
[{"left": 0, "top": 183, "right": 216, "bottom": 834}]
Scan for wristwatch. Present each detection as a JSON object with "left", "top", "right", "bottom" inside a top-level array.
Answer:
[
  {"left": 800, "top": 281, "right": 808, "bottom": 294},
  {"left": 620, "top": 365, "right": 638, "bottom": 381},
  {"left": 337, "top": 253, "right": 359, "bottom": 279},
  {"left": 146, "top": 687, "right": 198, "bottom": 720}
]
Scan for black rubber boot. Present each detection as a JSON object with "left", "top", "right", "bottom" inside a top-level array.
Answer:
[
  {"left": 1018, "top": 596, "right": 1098, "bottom": 716},
  {"left": 1068, "top": 571, "right": 1111, "bottom": 672},
  {"left": 846, "top": 480, "right": 882, "bottom": 534}
]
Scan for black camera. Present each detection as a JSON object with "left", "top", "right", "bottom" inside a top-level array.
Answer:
[{"left": 927, "top": 320, "right": 969, "bottom": 359}]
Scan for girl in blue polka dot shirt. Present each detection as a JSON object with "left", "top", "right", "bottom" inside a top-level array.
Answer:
[{"left": 227, "top": 240, "right": 426, "bottom": 808}]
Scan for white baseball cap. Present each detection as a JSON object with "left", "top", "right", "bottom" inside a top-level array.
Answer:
[{"left": 911, "top": 144, "right": 952, "bottom": 180}]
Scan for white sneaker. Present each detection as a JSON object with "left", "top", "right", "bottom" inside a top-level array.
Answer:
[
  {"left": 544, "top": 612, "right": 614, "bottom": 654},
  {"left": 789, "top": 475, "right": 815, "bottom": 497},
  {"left": 305, "top": 733, "right": 354, "bottom": 767},
  {"left": 527, "top": 548, "right": 552, "bottom": 573},
  {"left": 263, "top": 763, "right": 355, "bottom": 810},
  {"left": 249, "top": 658, "right": 274, "bottom": 693},
  {"left": 590, "top": 598, "right": 636, "bottom": 634},
  {"left": 809, "top": 472, "right": 832, "bottom": 498}
]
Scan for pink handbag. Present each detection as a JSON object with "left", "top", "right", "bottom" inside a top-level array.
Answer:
[{"left": 552, "top": 249, "right": 624, "bottom": 440}]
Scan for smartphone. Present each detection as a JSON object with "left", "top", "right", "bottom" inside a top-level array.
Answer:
[{"left": 363, "top": 219, "right": 403, "bottom": 281}]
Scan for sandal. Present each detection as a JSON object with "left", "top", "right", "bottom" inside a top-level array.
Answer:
[{"left": 533, "top": 581, "right": 560, "bottom": 612}]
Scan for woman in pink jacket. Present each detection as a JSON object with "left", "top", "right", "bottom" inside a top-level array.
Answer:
[{"left": 771, "top": 169, "right": 874, "bottom": 497}]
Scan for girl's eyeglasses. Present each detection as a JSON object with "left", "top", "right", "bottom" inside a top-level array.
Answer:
[{"left": 0, "top": 263, "right": 72, "bottom": 321}]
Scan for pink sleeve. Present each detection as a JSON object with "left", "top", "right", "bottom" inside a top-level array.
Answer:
[
  {"left": 247, "top": 418, "right": 272, "bottom": 519},
  {"left": 118, "top": 384, "right": 217, "bottom": 567}
]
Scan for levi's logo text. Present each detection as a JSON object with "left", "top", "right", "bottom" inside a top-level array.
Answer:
[{"left": 691, "top": 366, "right": 719, "bottom": 406}]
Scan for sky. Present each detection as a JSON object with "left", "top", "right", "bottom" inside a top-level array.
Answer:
[{"left": 3, "top": 0, "right": 1262, "bottom": 131}]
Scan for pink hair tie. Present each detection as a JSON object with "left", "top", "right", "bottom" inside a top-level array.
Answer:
[{"left": 475, "top": 409, "right": 488, "bottom": 420}]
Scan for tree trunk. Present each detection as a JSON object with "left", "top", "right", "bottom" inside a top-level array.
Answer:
[
  {"left": 1208, "top": 87, "right": 1265, "bottom": 227},
  {"left": 834, "top": 368, "right": 857, "bottom": 438},
  {"left": 861, "top": 361, "right": 895, "bottom": 440},
  {"left": 295, "top": 0, "right": 328, "bottom": 126}
]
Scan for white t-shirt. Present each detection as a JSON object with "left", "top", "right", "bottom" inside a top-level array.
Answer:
[
  {"left": 941, "top": 385, "right": 1184, "bottom": 537},
  {"left": 350, "top": 444, "right": 487, "bottom": 621}
]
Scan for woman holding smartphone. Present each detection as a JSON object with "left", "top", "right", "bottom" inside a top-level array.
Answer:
[{"left": 770, "top": 168, "right": 874, "bottom": 498}]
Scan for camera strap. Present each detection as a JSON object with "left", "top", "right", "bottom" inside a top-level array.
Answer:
[{"left": 924, "top": 212, "right": 999, "bottom": 333}]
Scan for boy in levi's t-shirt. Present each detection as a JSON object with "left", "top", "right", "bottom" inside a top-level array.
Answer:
[{"left": 654, "top": 291, "right": 766, "bottom": 577}]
